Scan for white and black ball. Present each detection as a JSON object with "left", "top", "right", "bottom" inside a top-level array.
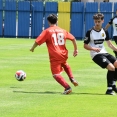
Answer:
[{"left": 15, "top": 70, "right": 26, "bottom": 81}]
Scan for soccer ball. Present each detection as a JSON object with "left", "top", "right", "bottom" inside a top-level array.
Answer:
[{"left": 15, "top": 70, "right": 26, "bottom": 81}]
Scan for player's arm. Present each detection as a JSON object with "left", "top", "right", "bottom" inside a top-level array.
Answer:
[
  {"left": 105, "top": 30, "right": 117, "bottom": 51},
  {"left": 106, "top": 40, "right": 117, "bottom": 52},
  {"left": 105, "top": 23, "right": 111, "bottom": 30},
  {"left": 84, "top": 44, "right": 101, "bottom": 52},
  {"left": 66, "top": 32, "right": 78, "bottom": 57},
  {"left": 30, "top": 30, "right": 47, "bottom": 52},
  {"left": 83, "top": 30, "right": 101, "bottom": 52},
  {"left": 72, "top": 38, "right": 78, "bottom": 57},
  {"left": 30, "top": 42, "right": 38, "bottom": 52},
  {"left": 105, "top": 18, "right": 112, "bottom": 30}
]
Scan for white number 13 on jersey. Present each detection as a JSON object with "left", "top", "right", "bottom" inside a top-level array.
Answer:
[{"left": 52, "top": 33, "right": 65, "bottom": 45}]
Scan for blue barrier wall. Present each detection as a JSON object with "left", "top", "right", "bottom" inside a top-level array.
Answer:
[
  {"left": 31, "top": 2, "right": 43, "bottom": 38},
  {"left": 0, "top": 1, "right": 117, "bottom": 39},
  {"left": 0, "top": 0, "right": 3, "bottom": 36},
  {"left": 71, "top": 2, "right": 84, "bottom": 39},
  {"left": 18, "top": 1, "right": 30, "bottom": 37},
  {"left": 85, "top": 2, "right": 98, "bottom": 35},
  {"left": 111, "top": 2, "right": 117, "bottom": 39},
  {"left": 100, "top": 2, "right": 112, "bottom": 38},
  {"left": 44, "top": 2, "right": 58, "bottom": 29},
  {"left": 4, "top": 1, "right": 16, "bottom": 37},
  {"left": 114, "top": 3, "right": 117, "bottom": 16}
]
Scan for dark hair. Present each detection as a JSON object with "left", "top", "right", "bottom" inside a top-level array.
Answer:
[
  {"left": 47, "top": 14, "right": 57, "bottom": 24},
  {"left": 93, "top": 13, "right": 104, "bottom": 20}
]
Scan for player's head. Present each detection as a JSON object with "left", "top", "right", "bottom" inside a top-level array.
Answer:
[
  {"left": 47, "top": 14, "right": 57, "bottom": 25},
  {"left": 93, "top": 13, "right": 104, "bottom": 28},
  {"left": 93, "top": 13, "right": 104, "bottom": 20}
]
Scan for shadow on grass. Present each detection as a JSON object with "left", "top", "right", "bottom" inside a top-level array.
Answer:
[
  {"left": 13, "top": 90, "right": 105, "bottom": 95},
  {"left": 10, "top": 87, "right": 21, "bottom": 88},
  {"left": 13, "top": 90, "right": 61, "bottom": 94},
  {"left": 11, "top": 87, "right": 105, "bottom": 95},
  {"left": 72, "top": 92, "right": 105, "bottom": 95}
]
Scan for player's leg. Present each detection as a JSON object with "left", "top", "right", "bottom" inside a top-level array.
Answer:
[
  {"left": 106, "top": 64, "right": 115, "bottom": 95},
  {"left": 112, "top": 60, "right": 117, "bottom": 92},
  {"left": 113, "top": 36, "right": 117, "bottom": 57},
  {"left": 105, "top": 53, "right": 117, "bottom": 94},
  {"left": 50, "top": 62, "right": 72, "bottom": 94},
  {"left": 61, "top": 62, "right": 78, "bottom": 86},
  {"left": 53, "top": 74, "right": 72, "bottom": 94},
  {"left": 93, "top": 54, "right": 115, "bottom": 95}
]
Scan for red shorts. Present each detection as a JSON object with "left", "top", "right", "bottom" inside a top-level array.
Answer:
[{"left": 50, "top": 61, "right": 68, "bottom": 75}]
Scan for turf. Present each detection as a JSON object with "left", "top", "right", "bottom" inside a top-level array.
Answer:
[{"left": 0, "top": 38, "right": 117, "bottom": 117}]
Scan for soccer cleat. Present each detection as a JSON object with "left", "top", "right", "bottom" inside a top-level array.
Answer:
[
  {"left": 105, "top": 89, "right": 115, "bottom": 95},
  {"left": 70, "top": 78, "right": 78, "bottom": 86},
  {"left": 63, "top": 87, "right": 72, "bottom": 95},
  {"left": 112, "top": 85, "right": 117, "bottom": 93}
]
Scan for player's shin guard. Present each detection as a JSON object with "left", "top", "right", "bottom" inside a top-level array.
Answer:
[
  {"left": 53, "top": 74, "right": 70, "bottom": 89},
  {"left": 62, "top": 63, "right": 73, "bottom": 79},
  {"left": 107, "top": 70, "right": 115, "bottom": 87}
]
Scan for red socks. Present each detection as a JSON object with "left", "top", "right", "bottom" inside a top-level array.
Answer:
[
  {"left": 62, "top": 63, "right": 73, "bottom": 78},
  {"left": 53, "top": 75, "right": 70, "bottom": 89}
]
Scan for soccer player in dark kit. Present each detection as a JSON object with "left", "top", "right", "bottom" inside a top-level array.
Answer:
[
  {"left": 84, "top": 13, "right": 117, "bottom": 95},
  {"left": 105, "top": 9, "right": 117, "bottom": 57}
]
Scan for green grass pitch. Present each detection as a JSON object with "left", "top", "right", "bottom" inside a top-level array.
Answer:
[{"left": 0, "top": 38, "right": 117, "bottom": 117}]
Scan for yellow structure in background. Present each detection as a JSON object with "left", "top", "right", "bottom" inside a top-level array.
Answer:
[{"left": 58, "top": 2, "right": 70, "bottom": 32}]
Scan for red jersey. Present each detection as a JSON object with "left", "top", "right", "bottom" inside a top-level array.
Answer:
[{"left": 35, "top": 26, "right": 75, "bottom": 62}]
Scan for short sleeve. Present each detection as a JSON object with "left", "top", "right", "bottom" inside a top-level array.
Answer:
[
  {"left": 35, "top": 30, "right": 47, "bottom": 45},
  {"left": 84, "top": 30, "right": 90, "bottom": 44},
  {"left": 65, "top": 31, "right": 75, "bottom": 40},
  {"left": 108, "top": 18, "right": 113, "bottom": 25},
  {"left": 105, "top": 30, "right": 110, "bottom": 41}
]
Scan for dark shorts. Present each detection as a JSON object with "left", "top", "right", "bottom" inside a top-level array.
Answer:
[
  {"left": 113, "top": 36, "right": 117, "bottom": 45},
  {"left": 92, "top": 53, "right": 116, "bottom": 68}
]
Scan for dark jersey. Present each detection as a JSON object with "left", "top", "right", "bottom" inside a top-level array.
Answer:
[
  {"left": 84, "top": 27, "right": 110, "bottom": 58},
  {"left": 108, "top": 16, "right": 117, "bottom": 36}
]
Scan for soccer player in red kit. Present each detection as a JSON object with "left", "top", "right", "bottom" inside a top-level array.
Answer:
[{"left": 30, "top": 14, "right": 78, "bottom": 94}]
